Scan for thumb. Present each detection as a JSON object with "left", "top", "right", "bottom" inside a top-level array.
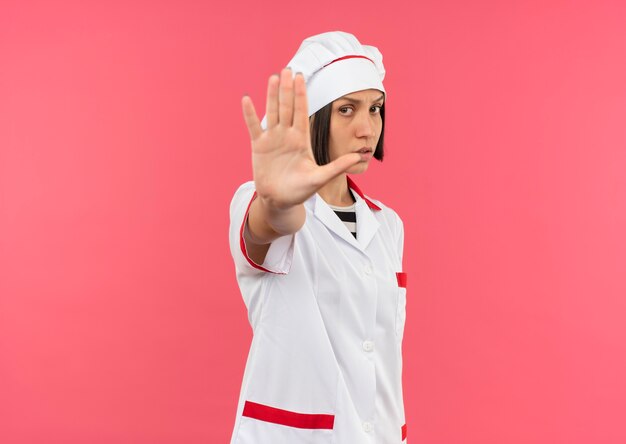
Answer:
[{"left": 312, "top": 153, "right": 362, "bottom": 187}]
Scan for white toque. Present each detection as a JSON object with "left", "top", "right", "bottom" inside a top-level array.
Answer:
[{"left": 261, "top": 31, "right": 385, "bottom": 129}]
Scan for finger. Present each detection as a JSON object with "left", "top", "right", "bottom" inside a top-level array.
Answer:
[
  {"left": 311, "top": 153, "right": 362, "bottom": 187},
  {"left": 241, "top": 95, "right": 263, "bottom": 140},
  {"left": 278, "top": 68, "right": 294, "bottom": 126},
  {"left": 293, "top": 73, "right": 310, "bottom": 133},
  {"left": 266, "top": 74, "right": 279, "bottom": 129}
]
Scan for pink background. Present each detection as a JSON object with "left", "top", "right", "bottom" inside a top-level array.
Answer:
[{"left": 1, "top": 0, "right": 625, "bottom": 443}]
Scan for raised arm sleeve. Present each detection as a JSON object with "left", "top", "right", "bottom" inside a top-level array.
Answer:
[{"left": 229, "top": 182, "right": 295, "bottom": 276}]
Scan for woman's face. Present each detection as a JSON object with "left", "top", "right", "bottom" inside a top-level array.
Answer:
[{"left": 328, "top": 88, "right": 384, "bottom": 174}]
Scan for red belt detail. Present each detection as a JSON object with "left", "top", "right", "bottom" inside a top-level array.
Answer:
[
  {"left": 242, "top": 401, "right": 335, "bottom": 430},
  {"left": 396, "top": 272, "right": 407, "bottom": 288},
  {"left": 402, "top": 423, "right": 408, "bottom": 440}
]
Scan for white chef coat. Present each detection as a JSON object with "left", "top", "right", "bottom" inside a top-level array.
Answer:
[{"left": 228, "top": 177, "right": 408, "bottom": 444}]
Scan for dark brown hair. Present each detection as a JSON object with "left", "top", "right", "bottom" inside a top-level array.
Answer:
[{"left": 309, "top": 102, "right": 385, "bottom": 166}]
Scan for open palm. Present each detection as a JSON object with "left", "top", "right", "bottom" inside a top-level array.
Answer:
[{"left": 242, "top": 69, "right": 361, "bottom": 210}]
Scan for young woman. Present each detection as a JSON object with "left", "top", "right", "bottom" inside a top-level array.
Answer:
[{"left": 229, "top": 31, "right": 408, "bottom": 444}]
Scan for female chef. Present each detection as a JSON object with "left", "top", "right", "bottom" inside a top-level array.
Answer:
[{"left": 229, "top": 31, "right": 408, "bottom": 443}]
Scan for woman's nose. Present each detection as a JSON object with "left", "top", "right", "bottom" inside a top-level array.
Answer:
[{"left": 355, "top": 112, "right": 376, "bottom": 138}]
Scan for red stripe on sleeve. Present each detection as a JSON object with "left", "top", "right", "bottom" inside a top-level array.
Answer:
[
  {"left": 402, "top": 423, "right": 408, "bottom": 440},
  {"left": 242, "top": 401, "right": 335, "bottom": 430},
  {"left": 239, "top": 192, "right": 280, "bottom": 274}
]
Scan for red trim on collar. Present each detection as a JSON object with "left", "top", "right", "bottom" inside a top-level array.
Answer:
[
  {"left": 323, "top": 54, "right": 375, "bottom": 68},
  {"left": 347, "top": 176, "right": 381, "bottom": 211}
]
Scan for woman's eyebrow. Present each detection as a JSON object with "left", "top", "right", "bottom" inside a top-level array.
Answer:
[{"left": 339, "top": 94, "right": 385, "bottom": 104}]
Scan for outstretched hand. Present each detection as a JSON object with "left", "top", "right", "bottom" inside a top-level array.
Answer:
[{"left": 241, "top": 68, "right": 362, "bottom": 210}]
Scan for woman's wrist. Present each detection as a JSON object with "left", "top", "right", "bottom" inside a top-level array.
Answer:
[
  {"left": 247, "top": 196, "right": 305, "bottom": 245},
  {"left": 257, "top": 196, "right": 305, "bottom": 235}
]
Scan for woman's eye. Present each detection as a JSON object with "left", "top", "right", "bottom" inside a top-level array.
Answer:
[
  {"left": 338, "top": 106, "right": 353, "bottom": 115},
  {"left": 370, "top": 105, "right": 382, "bottom": 114}
]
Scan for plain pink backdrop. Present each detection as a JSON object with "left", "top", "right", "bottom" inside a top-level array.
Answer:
[{"left": 1, "top": 0, "right": 625, "bottom": 443}]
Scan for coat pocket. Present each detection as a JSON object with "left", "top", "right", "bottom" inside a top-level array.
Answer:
[
  {"left": 396, "top": 272, "right": 407, "bottom": 340},
  {"left": 235, "top": 400, "right": 334, "bottom": 444}
]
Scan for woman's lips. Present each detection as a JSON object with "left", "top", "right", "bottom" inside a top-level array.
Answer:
[{"left": 356, "top": 147, "right": 373, "bottom": 160}]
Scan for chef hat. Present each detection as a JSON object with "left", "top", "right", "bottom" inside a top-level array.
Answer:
[{"left": 261, "top": 31, "right": 385, "bottom": 128}]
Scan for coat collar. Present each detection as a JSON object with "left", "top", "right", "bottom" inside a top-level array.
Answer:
[
  {"left": 347, "top": 176, "right": 382, "bottom": 211},
  {"left": 308, "top": 176, "right": 381, "bottom": 251}
]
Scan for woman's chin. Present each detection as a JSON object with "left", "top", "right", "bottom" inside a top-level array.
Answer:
[{"left": 346, "top": 161, "right": 370, "bottom": 175}]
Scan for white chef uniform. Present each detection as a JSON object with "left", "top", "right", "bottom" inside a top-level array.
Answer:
[{"left": 228, "top": 176, "right": 408, "bottom": 444}]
